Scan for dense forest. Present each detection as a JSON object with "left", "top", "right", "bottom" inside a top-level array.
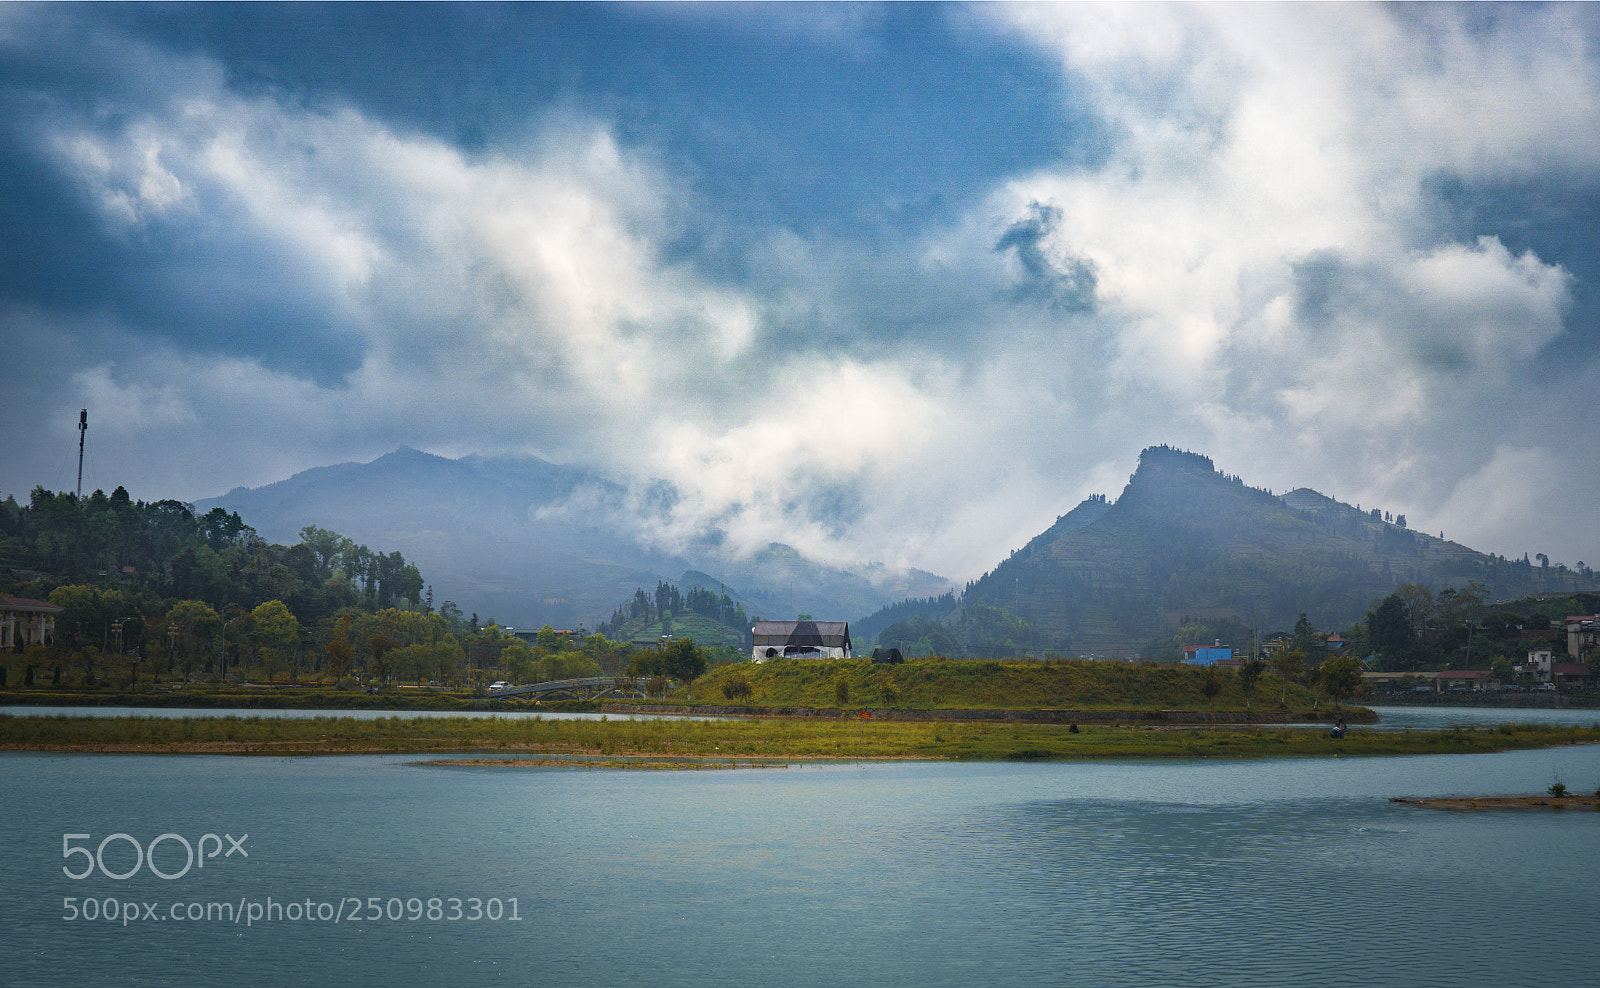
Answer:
[
  {"left": 0, "top": 485, "right": 631, "bottom": 689},
  {"left": 595, "top": 579, "right": 750, "bottom": 664}
]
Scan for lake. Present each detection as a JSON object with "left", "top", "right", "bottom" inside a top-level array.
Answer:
[{"left": 5, "top": 739, "right": 1600, "bottom": 987}]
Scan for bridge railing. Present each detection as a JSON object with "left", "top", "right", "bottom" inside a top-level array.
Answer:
[{"left": 487, "top": 677, "right": 646, "bottom": 699}]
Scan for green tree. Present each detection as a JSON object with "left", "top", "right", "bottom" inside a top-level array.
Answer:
[
  {"left": 835, "top": 674, "right": 850, "bottom": 706},
  {"left": 501, "top": 641, "right": 536, "bottom": 682},
  {"left": 536, "top": 625, "right": 559, "bottom": 649},
  {"left": 1492, "top": 654, "right": 1517, "bottom": 684},
  {"left": 369, "top": 635, "right": 400, "bottom": 684},
  {"left": 662, "top": 638, "right": 707, "bottom": 682},
  {"left": 722, "top": 672, "right": 753, "bottom": 700},
  {"left": 1367, "top": 594, "right": 1414, "bottom": 670},
  {"left": 48, "top": 584, "right": 129, "bottom": 652},
  {"left": 1270, "top": 647, "right": 1305, "bottom": 706},
  {"left": 1239, "top": 658, "right": 1265, "bottom": 700},
  {"left": 1317, "top": 655, "right": 1364, "bottom": 704},
  {"left": 165, "top": 600, "right": 223, "bottom": 680},
  {"left": 250, "top": 600, "right": 300, "bottom": 681}
]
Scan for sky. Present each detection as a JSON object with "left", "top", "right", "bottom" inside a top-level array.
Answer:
[{"left": 3, "top": 3, "right": 1599, "bottom": 582}]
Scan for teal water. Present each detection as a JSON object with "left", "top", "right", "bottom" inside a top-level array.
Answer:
[
  {"left": 5, "top": 746, "right": 1600, "bottom": 987},
  {"left": 1366, "top": 704, "right": 1600, "bottom": 730}
]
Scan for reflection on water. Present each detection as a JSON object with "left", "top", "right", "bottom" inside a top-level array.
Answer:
[
  {"left": 1370, "top": 705, "right": 1600, "bottom": 731},
  {"left": 5, "top": 747, "right": 1600, "bottom": 987}
]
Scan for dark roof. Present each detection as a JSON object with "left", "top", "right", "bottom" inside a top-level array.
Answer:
[
  {"left": 0, "top": 596, "right": 63, "bottom": 612},
  {"left": 752, "top": 620, "right": 851, "bottom": 649}
]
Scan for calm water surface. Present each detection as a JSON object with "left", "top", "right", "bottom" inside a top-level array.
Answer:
[
  {"left": 5, "top": 745, "right": 1600, "bottom": 988},
  {"left": 1369, "top": 704, "right": 1600, "bottom": 730}
]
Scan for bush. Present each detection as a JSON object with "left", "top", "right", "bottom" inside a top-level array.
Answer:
[
  {"left": 1548, "top": 780, "right": 1568, "bottom": 798},
  {"left": 721, "top": 673, "right": 753, "bottom": 700}
]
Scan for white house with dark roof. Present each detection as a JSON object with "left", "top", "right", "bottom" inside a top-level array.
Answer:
[
  {"left": 751, "top": 620, "right": 852, "bottom": 661},
  {"left": 0, "top": 596, "right": 62, "bottom": 650}
]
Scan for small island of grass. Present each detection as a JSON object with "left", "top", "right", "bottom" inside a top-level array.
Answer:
[
  {"left": 2, "top": 713, "right": 1595, "bottom": 762},
  {"left": 1392, "top": 794, "right": 1600, "bottom": 811}
]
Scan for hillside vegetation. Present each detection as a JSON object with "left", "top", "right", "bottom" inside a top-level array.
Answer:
[
  {"left": 693, "top": 658, "right": 1325, "bottom": 713},
  {"left": 958, "top": 445, "right": 1599, "bottom": 655}
]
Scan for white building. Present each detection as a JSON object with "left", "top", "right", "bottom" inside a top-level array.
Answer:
[
  {"left": 0, "top": 596, "right": 62, "bottom": 650},
  {"left": 751, "top": 621, "right": 852, "bottom": 661},
  {"left": 1521, "top": 648, "right": 1555, "bottom": 683}
]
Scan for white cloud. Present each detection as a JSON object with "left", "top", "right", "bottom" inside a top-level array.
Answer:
[
  {"left": 1431, "top": 446, "right": 1600, "bottom": 567},
  {"left": 965, "top": 3, "right": 1599, "bottom": 566},
  {"left": 8, "top": 5, "right": 1600, "bottom": 582}
]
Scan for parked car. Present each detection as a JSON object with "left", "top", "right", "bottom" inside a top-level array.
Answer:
[
  {"left": 1534, "top": 683, "right": 1557, "bottom": 692},
  {"left": 489, "top": 681, "right": 510, "bottom": 691},
  {"left": 1502, "top": 684, "right": 1526, "bottom": 692},
  {"left": 1409, "top": 684, "right": 1435, "bottom": 693}
]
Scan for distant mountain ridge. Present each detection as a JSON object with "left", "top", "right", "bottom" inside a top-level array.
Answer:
[
  {"left": 195, "top": 448, "right": 949, "bottom": 629},
  {"left": 962, "top": 445, "right": 1598, "bottom": 654}
]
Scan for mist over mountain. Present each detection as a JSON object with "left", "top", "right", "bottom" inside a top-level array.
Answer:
[
  {"left": 961, "top": 446, "right": 1599, "bottom": 655},
  {"left": 194, "top": 448, "right": 950, "bottom": 629}
]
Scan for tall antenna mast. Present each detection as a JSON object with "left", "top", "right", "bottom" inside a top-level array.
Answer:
[{"left": 76, "top": 409, "right": 87, "bottom": 501}]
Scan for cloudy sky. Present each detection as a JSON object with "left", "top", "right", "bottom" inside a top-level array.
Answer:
[{"left": 4, "top": 3, "right": 1599, "bottom": 580}]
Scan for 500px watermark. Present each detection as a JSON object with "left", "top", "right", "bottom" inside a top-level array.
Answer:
[
  {"left": 63, "top": 895, "right": 524, "bottom": 926},
  {"left": 62, "top": 833, "right": 248, "bottom": 881}
]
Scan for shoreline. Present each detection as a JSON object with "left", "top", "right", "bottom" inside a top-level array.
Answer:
[
  {"left": 0, "top": 690, "right": 1372, "bottom": 726},
  {"left": 1392, "top": 794, "right": 1600, "bottom": 811},
  {"left": 3, "top": 712, "right": 1594, "bottom": 761},
  {"left": 602, "top": 702, "right": 1375, "bottom": 725}
]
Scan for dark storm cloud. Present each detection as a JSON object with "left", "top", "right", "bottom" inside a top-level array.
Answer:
[
  {"left": 995, "top": 201, "right": 1097, "bottom": 311},
  {"left": 3, "top": 3, "right": 1600, "bottom": 579}
]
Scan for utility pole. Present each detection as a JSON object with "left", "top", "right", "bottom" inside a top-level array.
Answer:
[{"left": 76, "top": 409, "right": 87, "bottom": 500}]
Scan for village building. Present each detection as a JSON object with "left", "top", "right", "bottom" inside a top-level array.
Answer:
[
  {"left": 1567, "top": 615, "right": 1600, "bottom": 661},
  {"left": 1522, "top": 648, "right": 1555, "bottom": 684},
  {"left": 1182, "top": 644, "right": 1233, "bottom": 665},
  {"left": 1435, "top": 669, "right": 1494, "bottom": 692},
  {"left": 0, "top": 596, "right": 62, "bottom": 650},
  {"left": 751, "top": 620, "right": 851, "bottom": 661}
]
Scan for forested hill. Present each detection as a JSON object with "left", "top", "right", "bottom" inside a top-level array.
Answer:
[
  {"left": 962, "top": 445, "right": 1599, "bottom": 654},
  {"left": 196, "top": 447, "right": 949, "bottom": 630}
]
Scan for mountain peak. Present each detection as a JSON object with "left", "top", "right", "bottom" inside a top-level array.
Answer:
[
  {"left": 964, "top": 447, "right": 1599, "bottom": 654},
  {"left": 1135, "top": 445, "right": 1215, "bottom": 474}
]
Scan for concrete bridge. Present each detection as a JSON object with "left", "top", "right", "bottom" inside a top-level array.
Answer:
[{"left": 486, "top": 677, "right": 647, "bottom": 701}]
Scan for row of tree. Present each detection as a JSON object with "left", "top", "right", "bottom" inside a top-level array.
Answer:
[
  {"left": 595, "top": 579, "right": 750, "bottom": 648},
  {"left": 2, "top": 487, "right": 425, "bottom": 628}
]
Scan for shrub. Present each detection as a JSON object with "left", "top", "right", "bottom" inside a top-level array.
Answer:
[
  {"left": 721, "top": 673, "right": 753, "bottom": 700},
  {"left": 1548, "top": 780, "right": 1568, "bottom": 798}
]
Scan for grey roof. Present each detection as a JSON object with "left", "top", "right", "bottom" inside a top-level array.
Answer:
[{"left": 751, "top": 620, "right": 851, "bottom": 649}]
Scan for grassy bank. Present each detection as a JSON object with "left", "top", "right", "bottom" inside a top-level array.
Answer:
[
  {"left": 689, "top": 658, "right": 1329, "bottom": 712},
  {"left": 2, "top": 713, "right": 1593, "bottom": 761}
]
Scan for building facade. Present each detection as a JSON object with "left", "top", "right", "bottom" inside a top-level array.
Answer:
[
  {"left": 751, "top": 621, "right": 851, "bottom": 661},
  {"left": 0, "top": 596, "right": 62, "bottom": 650},
  {"left": 1567, "top": 615, "right": 1600, "bottom": 661}
]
